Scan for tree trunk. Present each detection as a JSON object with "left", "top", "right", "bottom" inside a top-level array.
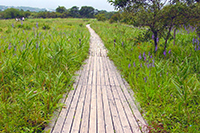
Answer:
[
  {"left": 173, "top": 28, "right": 176, "bottom": 45},
  {"left": 164, "top": 26, "right": 172, "bottom": 50},
  {"left": 154, "top": 31, "right": 158, "bottom": 53}
]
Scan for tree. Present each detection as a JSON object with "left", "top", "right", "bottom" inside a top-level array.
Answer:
[
  {"left": 79, "top": 6, "right": 95, "bottom": 18},
  {"left": 95, "top": 14, "right": 107, "bottom": 21},
  {"left": 2, "top": 8, "right": 23, "bottom": 19},
  {"left": 69, "top": 6, "right": 80, "bottom": 18},
  {"left": 56, "top": 6, "right": 67, "bottom": 13}
]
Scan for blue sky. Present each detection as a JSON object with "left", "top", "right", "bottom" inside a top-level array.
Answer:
[{"left": 0, "top": 0, "right": 115, "bottom": 11}]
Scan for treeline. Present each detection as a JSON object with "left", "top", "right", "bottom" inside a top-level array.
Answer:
[{"left": 0, "top": 6, "right": 116, "bottom": 19}]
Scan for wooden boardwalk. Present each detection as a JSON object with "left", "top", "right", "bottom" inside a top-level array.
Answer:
[{"left": 45, "top": 25, "right": 147, "bottom": 133}]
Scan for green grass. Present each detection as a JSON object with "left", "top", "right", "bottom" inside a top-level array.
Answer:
[
  {"left": 91, "top": 21, "right": 200, "bottom": 132},
  {"left": 0, "top": 18, "right": 90, "bottom": 132}
]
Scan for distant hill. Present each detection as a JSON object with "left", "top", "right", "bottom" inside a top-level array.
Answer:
[{"left": 0, "top": 5, "right": 55, "bottom": 12}]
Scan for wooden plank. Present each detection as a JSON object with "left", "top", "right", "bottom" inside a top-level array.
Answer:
[
  {"left": 80, "top": 85, "right": 92, "bottom": 133},
  {"left": 52, "top": 90, "right": 74, "bottom": 133},
  {"left": 89, "top": 85, "right": 97, "bottom": 133},
  {"left": 116, "top": 86, "right": 141, "bottom": 133},
  {"left": 106, "top": 58, "right": 141, "bottom": 132},
  {"left": 62, "top": 85, "right": 83, "bottom": 133},
  {"left": 82, "top": 56, "right": 91, "bottom": 85},
  {"left": 103, "top": 58, "right": 110, "bottom": 86},
  {"left": 88, "top": 57, "right": 93, "bottom": 85},
  {"left": 106, "top": 85, "right": 124, "bottom": 133},
  {"left": 79, "top": 61, "right": 88, "bottom": 85},
  {"left": 100, "top": 57, "right": 105, "bottom": 86},
  {"left": 101, "top": 85, "right": 114, "bottom": 133},
  {"left": 111, "top": 86, "right": 132, "bottom": 133},
  {"left": 107, "top": 59, "right": 148, "bottom": 132},
  {"left": 92, "top": 55, "right": 97, "bottom": 85},
  {"left": 104, "top": 58, "right": 115, "bottom": 86},
  {"left": 71, "top": 86, "right": 87, "bottom": 133},
  {"left": 97, "top": 57, "right": 101, "bottom": 86},
  {"left": 52, "top": 61, "right": 84, "bottom": 133},
  {"left": 97, "top": 85, "right": 106, "bottom": 133},
  {"left": 105, "top": 59, "right": 132, "bottom": 133}
]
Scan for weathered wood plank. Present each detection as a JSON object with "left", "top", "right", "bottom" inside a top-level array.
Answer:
[
  {"left": 97, "top": 57, "right": 101, "bottom": 86},
  {"left": 100, "top": 57, "right": 105, "bottom": 86},
  {"left": 62, "top": 85, "right": 83, "bottom": 133},
  {"left": 92, "top": 55, "right": 97, "bottom": 85},
  {"left": 106, "top": 85, "right": 124, "bottom": 133},
  {"left": 80, "top": 85, "right": 92, "bottom": 133},
  {"left": 102, "top": 85, "right": 114, "bottom": 133},
  {"left": 71, "top": 86, "right": 87, "bottom": 133},
  {"left": 103, "top": 58, "right": 110, "bottom": 86},
  {"left": 97, "top": 85, "right": 106, "bottom": 133},
  {"left": 88, "top": 57, "right": 93, "bottom": 85},
  {"left": 107, "top": 58, "right": 148, "bottom": 132},
  {"left": 111, "top": 86, "right": 132, "bottom": 133},
  {"left": 106, "top": 58, "right": 141, "bottom": 132},
  {"left": 89, "top": 85, "right": 97, "bottom": 133}
]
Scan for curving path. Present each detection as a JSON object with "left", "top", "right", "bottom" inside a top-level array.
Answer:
[{"left": 45, "top": 24, "right": 147, "bottom": 133}]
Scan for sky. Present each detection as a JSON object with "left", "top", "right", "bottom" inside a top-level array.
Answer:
[{"left": 0, "top": 0, "right": 115, "bottom": 11}]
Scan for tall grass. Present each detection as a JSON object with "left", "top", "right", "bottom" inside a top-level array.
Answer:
[
  {"left": 91, "top": 21, "right": 200, "bottom": 132},
  {"left": 0, "top": 18, "right": 90, "bottom": 132}
]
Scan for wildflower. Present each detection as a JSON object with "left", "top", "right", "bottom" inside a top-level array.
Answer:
[
  {"left": 150, "top": 55, "right": 153, "bottom": 58},
  {"left": 122, "top": 42, "right": 124, "bottom": 46},
  {"left": 34, "top": 91, "right": 37, "bottom": 94},
  {"left": 140, "top": 63, "right": 142, "bottom": 68},
  {"left": 168, "top": 49, "right": 171, "bottom": 54},
  {"left": 144, "top": 77, "right": 147, "bottom": 82},
  {"left": 12, "top": 23, "right": 14, "bottom": 28},
  {"left": 196, "top": 38, "right": 199, "bottom": 45},
  {"left": 128, "top": 63, "right": 131, "bottom": 68},
  {"left": 148, "top": 52, "right": 150, "bottom": 56},
  {"left": 152, "top": 59, "right": 155, "bottom": 64},
  {"left": 155, "top": 45, "right": 158, "bottom": 51},
  {"left": 192, "top": 38, "right": 196, "bottom": 44},
  {"left": 152, "top": 34, "right": 154, "bottom": 39},
  {"left": 143, "top": 52, "right": 145, "bottom": 57},
  {"left": 156, "top": 37, "right": 159, "bottom": 43},
  {"left": 21, "top": 21, "right": 23, "bottom": 25},
  {"left": 133, "top": 62, "right": 136, "bottom": 67},
  {"left": 163, "top": 50, "right": 166, "bottom": 56},
  {"left": 8, "top": 44, "right": 12, "bottom": 50},
  {"left": 36, "top": 22, "right": 38, "bottom": 28},
  {"left": 144, "top": 56, "right": 146, "bottom": 61},
  {"left": 139, "top": 54, "right": 142, "bottom": 60}
]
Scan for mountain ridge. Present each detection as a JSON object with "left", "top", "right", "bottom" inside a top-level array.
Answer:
[{"left": 0, "top": 5, "right": 55, "bottom": 12}]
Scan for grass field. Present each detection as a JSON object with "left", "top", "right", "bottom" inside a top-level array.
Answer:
[
  {"left": 91, "top": 21, "right": 200, "bottom": 132},
  {"left": 0, "top": 18, "right": 90, "bottom": 132}
]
